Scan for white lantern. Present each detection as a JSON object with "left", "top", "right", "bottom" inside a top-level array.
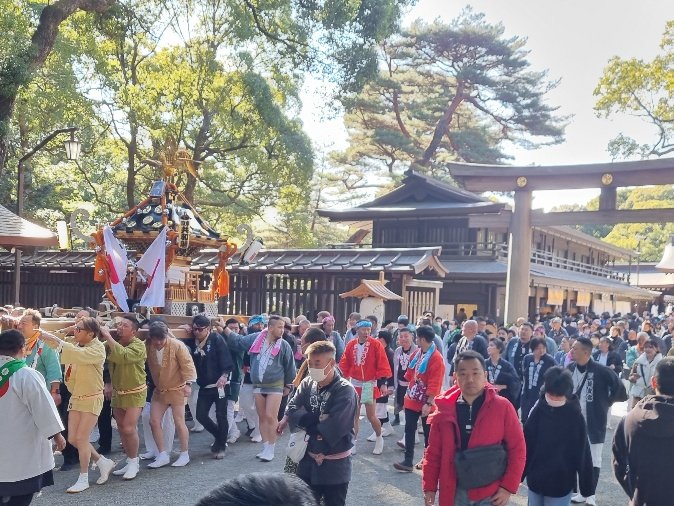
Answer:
[{"left": 64, "top": 131, "right": 82, "bottom": 161}]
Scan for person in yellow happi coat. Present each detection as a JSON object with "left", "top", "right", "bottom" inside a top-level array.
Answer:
[
  {"left": 145, "top": 320, "right": 197, "bottom": 469},
  {"left": 42, "top": 318, "right": 116, "bottom": 494},
  {"left": 99, "top": 316, "right": 147, "bottom": 481}
]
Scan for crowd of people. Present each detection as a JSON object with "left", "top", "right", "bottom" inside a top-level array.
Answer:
[{"left": 1, "top": 303, "right": 673, "bottom": 506}]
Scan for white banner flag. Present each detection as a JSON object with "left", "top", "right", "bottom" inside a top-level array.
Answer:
[
  {"left": 138, "top": 226, "right": 167, "bottom": 308},
  {"left": 103, "top": 226, "right": 129, "bottom": 312}
]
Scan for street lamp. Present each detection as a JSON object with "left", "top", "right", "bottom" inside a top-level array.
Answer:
[
  {"left": 13, "top": 127, "right": 81, "bottom": 305},
  {"left": 63, "top": 131, "right": 82, "bottom": 161}
]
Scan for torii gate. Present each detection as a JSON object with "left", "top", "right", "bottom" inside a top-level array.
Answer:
[{"left": 448, "top": 158, "right": 674, "bottom": 323}]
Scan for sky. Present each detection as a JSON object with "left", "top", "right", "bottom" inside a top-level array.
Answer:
[{"left": 300, "top": 0, "right": 674, "bottom": 210}]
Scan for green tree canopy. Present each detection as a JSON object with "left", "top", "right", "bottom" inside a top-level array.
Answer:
[
  {"left": 332, "top": 8, "right": 566, "bottom": 187},
  {"left": 595, "top": 20, "right": 674, "bottom": 159},
  {"left": 1, "top": 0, "right": 412, "bottom": 247}
]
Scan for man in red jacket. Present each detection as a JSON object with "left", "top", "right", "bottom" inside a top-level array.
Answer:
[{"left": 422, "top": 350, "right": 525, "bottom": 506}]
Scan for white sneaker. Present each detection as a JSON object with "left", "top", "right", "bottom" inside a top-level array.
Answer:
[
  {"left": 112, "top": 458, "right": 129, "bottom": 476},
  {"left": 190, "top": 425, "right": 204, "bottom": 433},
  {"left": 250, "top": 434, "right": 262, "bottom": 443},
  {"left": 571, "top": 493, "right": 586, "bottom": 503},
  {"left": 171, "top": 452, "right": 190, "bottom": 467},
  {"left": 381, "top": 422, "right": 394, "bottom": 437},
  {"left": 95, "top": 456, "right": 115, "bottom": 485},
  {"left": 67, "top": 474, "right": 90, "bottom": 493},
  {"left": 373, "top": 436, "right": 384, "bottom": 455},
  {"left": 139, "top": 451, "right": 156, "bottom": 460},
  {"left": 256, "top": 442, "right": 268, "bottom": 459},
  {"left": 147, "top": 452, "right": 170, "bottom": 469},
  {"left": 227, "top": 427, "right": 241, "bottom": 444},
  {"left": 123, "top": 458, "right": 139, "bottom": 480},
  {"left": 366, "top": 431, "right": 378, "bottom": 442},
  {"left": 259, "top": 443, "right": 275, "bottom": 462},
  {"left": 586, "top": 496, "right": 596, "bottom": 506}
]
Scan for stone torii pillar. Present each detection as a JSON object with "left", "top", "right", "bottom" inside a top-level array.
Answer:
[{"left": 505, "top": 190, "right": 532, "bottom": 324}]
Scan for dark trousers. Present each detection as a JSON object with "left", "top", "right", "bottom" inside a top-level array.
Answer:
[
  {"left": 404, "top": 408, "right": 429, "bottom": 465},
  {"left": 196, "top": 387, "right": 229, "bottom": 450},
  {"left": 3, "top": 494, "right": 34, "bottom": 506},
  {"left": 58, "top": 383, "right": 78, "bottom": 464},
  {"left": 308, "top": 482, "right": 349, "bottom": 506},
  {"left": 278, "top": 394, "right": 288, "bottom": 421},
  {"left": 97, "top": 398, "right": 112, "bottom": 451}
]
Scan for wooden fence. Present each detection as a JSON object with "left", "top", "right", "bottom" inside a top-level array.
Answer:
[{"left": 1, "top": 267, "right": 405, "bottom": 332}]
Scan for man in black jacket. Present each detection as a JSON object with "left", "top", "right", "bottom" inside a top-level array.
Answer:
[
  {"left": 613, "top": 357, "right": 674, "bottom": 506},
  {"left": 569, "top": 337, "right": 626, "bottom": 506},
  {"left": 187, "top": 314, "right": 234, "bottom": 458},
  {"left": 279, "top": 341, "right": 357, "bottom": 506}
]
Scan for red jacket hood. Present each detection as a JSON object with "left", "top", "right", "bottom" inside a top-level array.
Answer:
[{"left": 428, "top": 384, "right": 500, "bottom": 424}]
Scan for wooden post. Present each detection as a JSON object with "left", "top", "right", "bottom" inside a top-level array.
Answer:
[
  {"left": 505, "top": 190, "right": 532, "bottom": 324},
  {"left": 598, "top": 186, "right": 617, "bottom": 211}
]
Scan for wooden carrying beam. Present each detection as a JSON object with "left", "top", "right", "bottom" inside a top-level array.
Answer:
[{"left": 531, "top": 208, "right": 674, "bottom": 226}]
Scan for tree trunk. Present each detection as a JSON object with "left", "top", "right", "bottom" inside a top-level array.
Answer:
[
  {"left": 415, "top": 80, "right": 466, "bottom": 168},
  {"left": 0, "top": 0, "right": 117, "bottom": 169},
  {"left": 186, "top": 109, "right": 213, "bottom": 203},
  {"left": 126, "top": 123, "right": 137, "bottom": 209}
]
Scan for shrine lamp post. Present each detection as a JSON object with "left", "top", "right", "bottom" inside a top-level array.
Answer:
[{"left": 13, "top": 127, "right": 81, "bottom": 305}]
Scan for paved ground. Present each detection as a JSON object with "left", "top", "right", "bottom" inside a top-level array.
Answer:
[{"left": 36, "top": 403, "right": 631, "bottom": 506}]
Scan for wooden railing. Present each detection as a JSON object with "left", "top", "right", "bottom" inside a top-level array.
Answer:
[{"left": 529, "top": 249, "right": 628, "bottom": 281}]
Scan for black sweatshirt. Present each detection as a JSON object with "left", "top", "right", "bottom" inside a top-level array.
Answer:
[{"left": 523, "top": 397, "right": 595, "bottom": 498}]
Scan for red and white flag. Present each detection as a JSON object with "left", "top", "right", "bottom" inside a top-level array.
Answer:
[
  {"left": 103, "top": 226, "right": 130, "bottom": 312},
  {"left": 137, "top": 226, "right": 167, "bottom": 308}
]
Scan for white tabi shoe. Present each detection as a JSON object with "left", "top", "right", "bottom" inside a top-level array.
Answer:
[
  {"left": 112, "top": 458, "right": 130, "bottom": 476},
  {"left": 571, "top": 493, "right": 586, "bottom": 503},
  {"left": 250, "top": 434, "right": 262, "bottom": 443},
  {"left": 381, "top": 422, "right": 394, "bottom": 437},
  {"left": 256, "top": 442, "right": 268, "bottom": 459},
  {"left": 139, "top": 451, "right": 156, "bottom": 460},
  {"left": 147, "top": 452, "right": 170, "bottom": 469},
  {"left": 67, "top": 474, "right": 90, "bottom": 493},
  {"left": 259, "top": 443, "right": 275, "bottom": 462},
  {"left": 373, "top": 436, "right": 384, "bottom": 455},
  {"left": 171, "top": 452, "right": 190, "bottom": 467},
  {"left": 586, "top": 496, "right": 596, "bottom": 506},
  {"left": 227, "top": 427, "right": 241, "bottom": 444},
  {"left": 95, "top": 456, "right": 115, "bottom": 485},
  {"left": 123, "top": 457, "right": 140, "bottom": 480},
  {"left": 366, "top": 431, "right": 378, "bottom": 442}
]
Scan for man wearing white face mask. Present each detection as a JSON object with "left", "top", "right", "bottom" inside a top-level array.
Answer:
[{"left": 278, "top": 341, "right": 358, "bottom": 506}]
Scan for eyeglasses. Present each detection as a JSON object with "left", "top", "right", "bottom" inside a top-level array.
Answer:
[{"left": 193, "top": 326, "right": 208, "bottom": 332}]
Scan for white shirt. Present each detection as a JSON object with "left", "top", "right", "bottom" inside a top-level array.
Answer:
[
  {"left": 257, "top": 341, "right": 275, "bottom": 379},
  {"left": 356, "top": 343, "right": 365, "bottom": 365},
  {"left": 156, "top": 347, "right": 164, "bottom": 364},
  {"left": 572, "top": 366, "right": 588, "bottom": 419},
  {"left": 0, "top": 356, "right": 64, "bottom": 482}
]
